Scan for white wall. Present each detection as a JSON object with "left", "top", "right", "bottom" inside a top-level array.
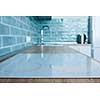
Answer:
[{"left": 93, "top": 16, "right": 100, "bottom": 61}]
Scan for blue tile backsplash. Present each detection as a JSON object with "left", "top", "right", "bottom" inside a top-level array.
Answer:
[
  {"left": 0, "top": 16, "right": 88, "bottom": 57},
  {"left": 0, "top": 16, "right": 39, "bottom": 57},
  {"left": 39, "top": 16, "right": 88, "bottom": 43}
]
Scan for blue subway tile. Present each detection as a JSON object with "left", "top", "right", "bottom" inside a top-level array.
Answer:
[
  {"left": 0, "top": 24, "right": 9, "bottom": 35},
  {"left": 2, "top": 16, "right": 17, "bottom": 26},
  {"left": 16, "top": 37, "right": 26, "bottom": 43},
  {"left": 0, "top": 47, "right": 11, "bottom": 57},
  {"left": 20, "top": 16, "right": 27, "bottom": 23},
  {"left": 11, "top": 27, "right": 21, "bottom": 35},
  {"left": 20, "top": 30, "right": 26, "bottom": 35},
  {"left": 3, "top": 36, "right": 16, "bottom": 46}
]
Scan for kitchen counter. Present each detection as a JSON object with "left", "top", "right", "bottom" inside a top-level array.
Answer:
[{"left": 0, "top": 46, "right": 100, "bottom": 78}]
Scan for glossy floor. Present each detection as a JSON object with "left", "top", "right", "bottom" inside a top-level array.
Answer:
[{"left": 0, "top": 46, "right": 100, "bottom": 78}]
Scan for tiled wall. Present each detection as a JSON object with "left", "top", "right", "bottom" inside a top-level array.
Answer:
[
  {"left": 39, "top": 16, "right": 88, "bottom": 43},
  {"left": 0, "top": 16, "right": 89, "bottom": 57},
  {"left": 0, "top": 16, "right": 39, "bottom": 57}
]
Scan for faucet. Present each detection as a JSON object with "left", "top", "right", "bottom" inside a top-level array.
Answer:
[
  {"left": 40, "top": 25, "right": 49, "bottom": 45},
  {"left": 41, "top": 29, "right": 44, "bottom": 45},
  {"left": 40, "top": 29, "right": 44, "bottom": 58}
]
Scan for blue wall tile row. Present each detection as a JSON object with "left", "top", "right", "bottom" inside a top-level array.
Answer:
[
  {"left": 0, "top": 16, "right": 39, "bottom": 57},
  {"left": 3, "top": 36, "right": 16, "bottom": 46},
  {"left": 2, "top": 16, "right": 17, "bottom": 26}
]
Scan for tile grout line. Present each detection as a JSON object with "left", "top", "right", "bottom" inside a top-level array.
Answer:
[{"left": 1, "top": 21, "right": 34, "bottom": 33}]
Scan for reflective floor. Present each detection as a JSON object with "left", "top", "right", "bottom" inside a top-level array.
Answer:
[{"left": 0, "top": 46, "right": 100, "bottom": 78}]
